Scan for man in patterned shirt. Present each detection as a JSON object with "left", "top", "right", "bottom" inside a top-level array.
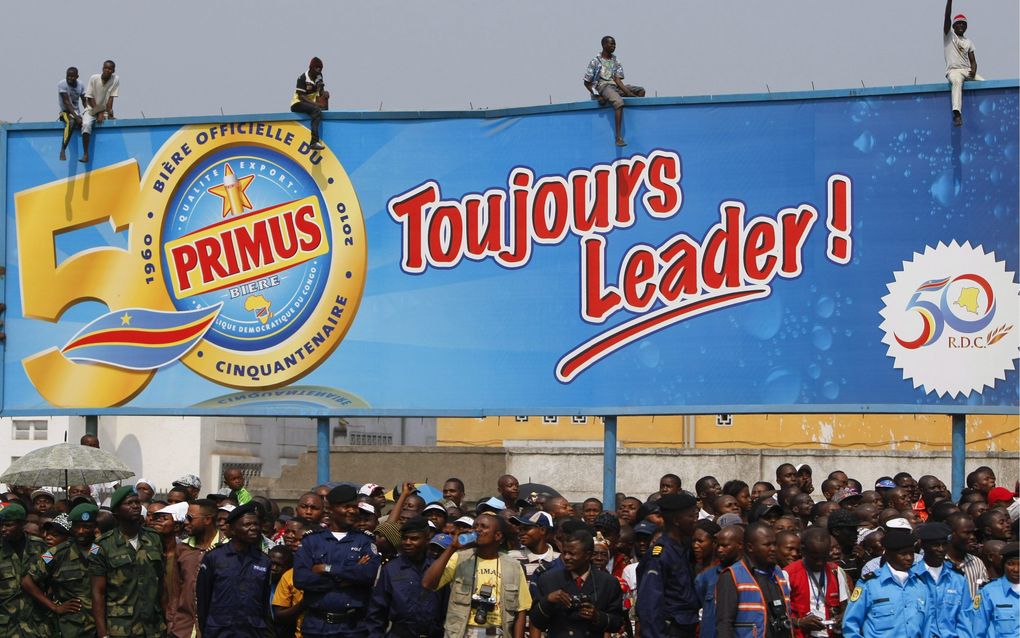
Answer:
[{"left": 583, "top": 36, "right": 645, "bottom": 146}]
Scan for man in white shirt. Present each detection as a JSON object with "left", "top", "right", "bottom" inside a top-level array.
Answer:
[
  {"left": 943, "top": 1, "right": 981, "bottom": 127},
  {"left": 82, "top": 59, "right": 120, "bottom": 163}
]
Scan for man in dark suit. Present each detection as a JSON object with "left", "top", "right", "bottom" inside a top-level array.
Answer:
[{"left": 530, "top": 530, "right": 625, "bottom": 638}]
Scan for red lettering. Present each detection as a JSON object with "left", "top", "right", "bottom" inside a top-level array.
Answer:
[
  {"left": 580, "top": 236, "right": 622, "bottom": 322},
  {"left": 571, "top": 168, "right": 612, "bottom": 234},
  {"left": 218, "top": 229, "right": 240, "bottom": 277},
  {"left": 621, "top": 245, "right": 657, "bottom": 311},
  {"left": 701, "top": 204, "right": 744, "bottom": 289},
  {"left": 388, "top": 181, "right": 438, "bottom": 273},
  {"left": 235, "top": 220, "right": 275, "bottom": 271},
  {"left": 465, "top": 192, "right": 505, "bottom": 257},
  {"left": 779, "top": 207, "right": 818, "bottom": 276},
  {"left": 295, "top": 206, "right": 323, "bottom": 253},
  {"left": 658, "top": 235, "right": 700, "bottom": 303},
  {"left": 532, "top": 179, "right": 569, "bottom": 243},
  {"left": 643, "top": 152, "right": 682, "bottom": 217},
  {"left": 171, "top": 245, "right": 199, "bottom": 292},
  {"left": 498, "top": 169, "right": 532, "bottom": 266},
  {"left": 614, "top": 159, "right": 647, "bottom": 226},
  {"left": 195, "top": 236, "right": 229, "bottom": 284},
  {"left": 743, "top": 219, "right": 778, "bottom": 281},
  {"left": 428, "top": 205, "right": 463, "bottom": 265},
  {"left": 268, "top": 211, "right": 300, "bottom": 260}
]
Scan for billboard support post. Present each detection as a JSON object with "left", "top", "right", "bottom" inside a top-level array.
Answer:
[
  {"left": 951, "top": 414, "right": 966, "bottom": 500},
  {"left": 317, "top": 417, "right": 330, "bottom": 486},
  {"left": 603, "top": 416, "right": 617, "bottom": 509}
]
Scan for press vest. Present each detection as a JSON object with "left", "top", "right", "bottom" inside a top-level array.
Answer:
[
  {"left": 443, "top": 550, "right": 522, "bottom": 638},
  {"left": 726, "top": 559, "right": 792, "bottom": 638}
]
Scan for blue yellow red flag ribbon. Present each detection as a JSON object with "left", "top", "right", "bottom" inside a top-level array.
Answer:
[{"left": 61, "top": 305, "right": 221, "bottom": 370}]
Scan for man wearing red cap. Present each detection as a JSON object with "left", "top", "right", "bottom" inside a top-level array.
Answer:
[
  {"left": 943, "top": 0, "right": 981, "bottom": 127},
  {"left": 291, "top": 57, "right": 329, "bottom": 150}
]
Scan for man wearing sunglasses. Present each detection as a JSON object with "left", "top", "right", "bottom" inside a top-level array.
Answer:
[{"left": 186, "top": 499, "right": 223, "bottom": 551}]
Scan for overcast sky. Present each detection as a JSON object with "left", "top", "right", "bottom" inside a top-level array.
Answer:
[{"left": 1, "top": 0, "right": 1017, "bottom": 122}]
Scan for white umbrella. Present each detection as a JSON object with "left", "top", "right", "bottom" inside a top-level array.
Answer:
[{"left": 0, "top": 442, "right": 133, "bottom": 488}]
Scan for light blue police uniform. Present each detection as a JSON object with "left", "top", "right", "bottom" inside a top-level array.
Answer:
[{"left": 842, "top": 563, "right": 932, "bottom": 638}]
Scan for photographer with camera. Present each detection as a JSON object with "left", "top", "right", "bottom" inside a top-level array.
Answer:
[
  {"left": 530, "top": 530, "right": 625, "bottom": 638},
  {"left": 422, "top": 512, "right": 531, "bottom": 638},
  {"left": 715, "top": 522, "right": 793, "bottom": 638}
]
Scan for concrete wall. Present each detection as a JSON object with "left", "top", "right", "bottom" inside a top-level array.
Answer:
[
  {"left": 252, "top": 446, "right": 507, "bottom": 503},
  {"left": 507, "top": 447, "right": 1020, "bottom": 503},
  {"left": 253, "top": 445, "right": 1018, "bottom": 506}
]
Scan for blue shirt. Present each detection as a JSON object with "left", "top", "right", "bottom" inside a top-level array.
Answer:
[
  {"left": 842, "top": 563, "right": 931, "bottom": 638},
  {"left": 196, "top": 540, "right": 272, "bottom": 637},
  {"left": 636, "top": 534, "right": 700, "bottom": 638},
  {"left": 294, "top": 528, "right": 381, "bottom": 636},
  {"left": 57, "top": 79, "right": 85, "bottom": 114},
  {"left": 365, "top": 553, "right": 447, "bottom": 638},
  {"left": 971, "top": 576, "right": 1019, "bottom": 638},
  {"left": 694, "top": 565, "right": 723, "bottom": 638},
  {"left": 910, "top": 561, "right": 972, "bottom": 638}
]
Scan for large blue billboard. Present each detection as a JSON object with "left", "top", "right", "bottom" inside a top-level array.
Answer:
[{"left": 1, "top": 82, "right": 1017, "bottom": 415}]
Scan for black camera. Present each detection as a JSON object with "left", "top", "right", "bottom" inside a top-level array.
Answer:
[
  {"left": 768, "top": 599, "right": 792, "bottom": 633},
  {"left": 471, "top": 584, "right": 497, "bottom": 625},
  {"left": 569, "top": 593, "right": 591, "bottom": 609}
]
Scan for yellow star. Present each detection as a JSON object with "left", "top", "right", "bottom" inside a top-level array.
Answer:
[
  {"left": 120, "top": 312, "right": 132, "bottom": 326},
  {"left": 207, "top": 163, "right": 255, "bottom": 217}
]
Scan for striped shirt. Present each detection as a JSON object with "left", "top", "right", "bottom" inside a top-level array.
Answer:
[{"left": 946, "top": 552, "right": 987, "bottom": 598}]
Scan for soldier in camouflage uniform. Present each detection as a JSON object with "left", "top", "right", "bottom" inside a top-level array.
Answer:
[
  {"left": 89, "top": 486, "right": 165, "bottom": 637},
  {"left": 1, "top": 501, "right": 49, "bottom": 637},
  {"left": 23, "top": 503, "right": 101, "bottom": 638}
]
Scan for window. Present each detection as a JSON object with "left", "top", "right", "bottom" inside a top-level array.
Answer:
[
  {"left": 570, "top": 416, "right": 588, "bottom": 424},
  {"left": 716, "top": 414, "right": 733, "bottom": 426},
  {"left": 349, "top": 432, "right": 393, "bottom": 446},
  {"left": 220, "top": 462, "right": 262, "bottom": 482},
  {"left": 12, "top": 420, "right": 47, "bottom": 441},
  {"left": 542, "top": 416, "right": 559, "bottom": 424},
  {"left": 514, "top": 416, "right": 529, "bottom": 423}
]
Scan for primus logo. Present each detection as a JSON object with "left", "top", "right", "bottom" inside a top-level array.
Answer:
[{"left": 14, "top": 121, "right": 365, "bottom": 407}]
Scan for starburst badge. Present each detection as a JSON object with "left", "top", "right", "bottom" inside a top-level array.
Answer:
[
  {"left": 879, "top": 241, "right": 1019, "bottom": 398},
  {"left": 207, "top": 163, "right": 254, "bottom": 217}
]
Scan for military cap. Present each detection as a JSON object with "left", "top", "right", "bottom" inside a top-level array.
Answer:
[
  {"left": 634, "top": 520, "right": 659, "bottom": 536},
  {"left": 43, "top": 513, "right": 72, "bottom": 534},
  {"left": 916, "top": 522, "right": 952, "bottom": 543},
  {"left": 0, "top": 502, "right": 27, "bottom": 521},
  {"left": 109, "top": 485, "right": 137, "bottom": 510},
  {"left": 225, "top": 501, "right": 259, "bottom": 525},
  {"left": 327, "top": 484, "right": 358, "bottom": 505},
  {"left": 69, "top": 502, "right": 100, "bottom": 522},
  {"left": 658, "top": 493, "right": 697, "bottom": 512},
  {"left": 400, "top": 516, "right": 431, "bottom": 534},
  {"left": 881, "top": 528, "right": 917, "bottom": 551},
  {"left": 375, "top": 520, "right": 401, "bottom": 548}
]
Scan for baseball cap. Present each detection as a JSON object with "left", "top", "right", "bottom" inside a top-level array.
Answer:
[
  {"left": 31, "top": 489, "right": 56, "bottom": 501},
  {"left": 172, "top": 474, "right": 202, "bottom": 490},
  {"left": 875, "top": 478, "right": 896, "bottom": 489},
  {"left": 453, "top": 516, "right": 474, "bottom": 528},
  {"left": 884, "top": 517, "right": 913, "bottom": 531},
  {"left": 430, "top": 533, "right": 453, "bottom": 549},
  {"left": 476, "top": 497, "right": 506, "bottom": 514},
  {"left": 833, "top": 487, "right": 862, "bottom": 505},
  {"left": 357, "top": 501, "right": 377, "bottom": 515},
  {"left": 716, "top": 513, "right": 744, "bottom": 528},
  {"left": 510, "top": 509, "right": 553, "bottom": 530},
  {"left": 423, "top": 503, "right": 448, "bottom": 515},
  {"left": 988, "top": 487, "right": 1015, "bottom": 507},
  {"left": 633, "top": 520, "right": 659, "bottom": 536},
  {"left": 43, "top": 513, "right": 72, "bottom": 534},
  {"left": 155, "top": 501, "right": 189, "bottom": 523},
  {"left": 359, "top": 483, "right": 384, "bottom": 497},
  {"left": 952, "top": 13, "right": 967, "bottom": 25}
]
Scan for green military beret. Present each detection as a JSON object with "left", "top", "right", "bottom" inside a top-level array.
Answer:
[
  {"left": 109, "top": 485, "right": 137, "bottom": 511},
  {"left": 69, "top": 503, "right": 100, "bottom": 523},
  {"left": 0, "top": 502, "right": 27, "bottom": 521}
]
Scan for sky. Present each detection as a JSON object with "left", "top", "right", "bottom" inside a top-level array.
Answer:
[{"left": 0, "top": 0, "right": 1018, "bottom": 122}]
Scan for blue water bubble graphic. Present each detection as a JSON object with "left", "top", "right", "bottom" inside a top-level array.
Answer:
[
  {"left": 984, "top": 133, "right": 998, "bottom": 146},
  {"left": 763, "top": 368, "right": 802, "bottom": 404},
  {"left": 885, "top": 156, "right": 896, "bottom": 166},
  {"left": 815, "top": 297, "right": 835, "bottom": 319},
  {"left": 638, "top": 340, "right": 660, "bottom": 368},
  {"left": 822, "top": 380, "right": 840, "bottom": 400},
  {"left": 930, "top": 170, "right": 961, "bottom": 207},
  {"left": 990, "top": 168, "right": 1003, "bottom": 184},
  {"left": 853, "top": 132, "right": 875, "bottom": 153},
  {"left": 959, "top": 149, "right": 973, "bottom": 164},
  {"left": 807, "top": 364, "right": 821, "bottom": 380},
  {"left": 812, "top": 326, "right": 833, "bottom": 351}
]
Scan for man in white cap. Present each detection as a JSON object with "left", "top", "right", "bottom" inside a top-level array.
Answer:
[
  {"left": 943, "top": 0, "right": 982, "bottom": 126},
  {"left": 151, "top": 502, "right": 203, "bottom": 637}
]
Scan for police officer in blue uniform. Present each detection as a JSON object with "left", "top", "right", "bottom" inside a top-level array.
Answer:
[
  {"left": 910, "top": 522, "right": 972, "bottom": 638},
  {"left": 365, "top": 516, "right": 447, "bottom": 638},
  {"left": 295, "top": 484, "right": 381, "bottom": 638},
  {"left": 971, "top": 541, "right": 1019, "bottom": 638},
  {"left": 196, "top": 501, "right": 274, "bottom": 637},
  {"left": 843, "top": 528, "right": 932, "bottom": 638},
  {"left": 636, "top": 493, "right": 700, "bottom": 638}
]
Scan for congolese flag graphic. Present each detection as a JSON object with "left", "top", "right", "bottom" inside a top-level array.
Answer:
[{"left": 61, "top": 305, "right": 222, "bottom": 370}]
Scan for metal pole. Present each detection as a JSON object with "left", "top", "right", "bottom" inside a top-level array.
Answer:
[
  {"left": 951, "top": 414, "right": 966, "bottom": 500},
  {"left": 602, "top": 416, "right": 618, "bottom": 510},
  {"left": 317, "top": 417, "right": 331, "bottom": 485},
  {"left": 85, "top": 415, "right": 98, "bottom": 437}
]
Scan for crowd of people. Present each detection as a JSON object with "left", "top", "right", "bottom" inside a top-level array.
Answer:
[{"left": 1, "top": 434, "right": 1017, "bottom": 638}]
